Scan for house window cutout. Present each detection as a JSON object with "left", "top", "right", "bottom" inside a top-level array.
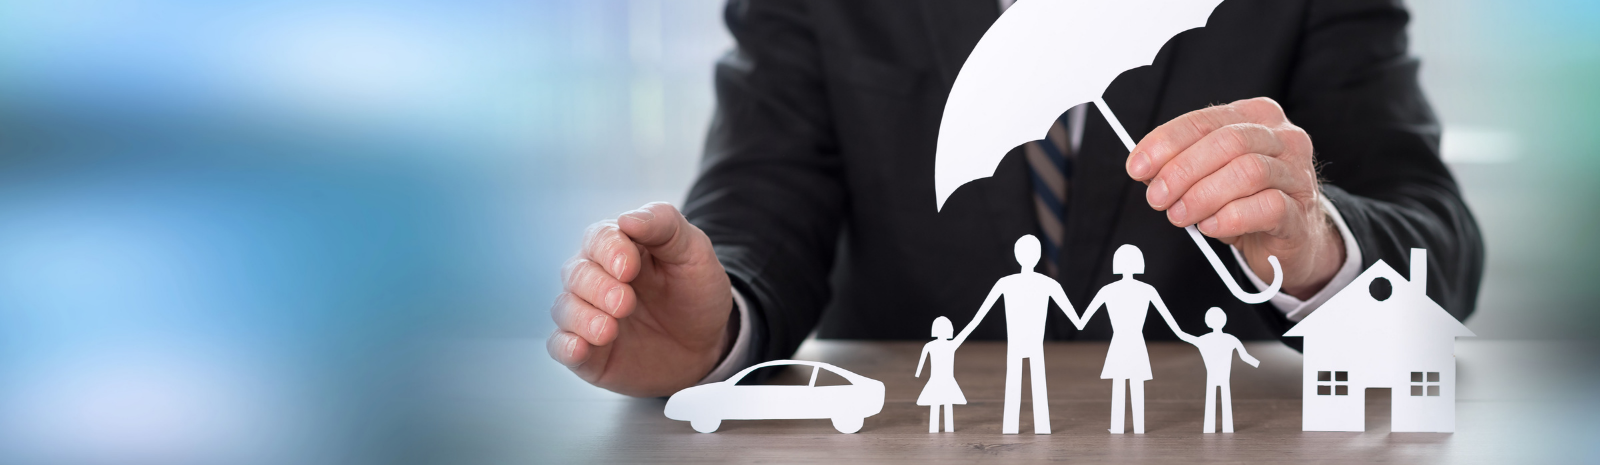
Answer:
[
  {"left": 1369, "top": 277, "right": 1393, "bottom": 301},
  {"left": 1317, "top": 371, "right": 1350, "bottom": 396},
  {"left": 1410, "top": 371, "right": 1441, "bottom": 397}
]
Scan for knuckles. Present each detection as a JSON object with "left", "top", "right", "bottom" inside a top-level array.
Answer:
[
  {"left": 563, "top": 258, "right": 604, "bottom": 290},
  {"left": 551, "top": 292, "right": 617, "bottom": 344},
  {"left": 560, "top": 257, "right": 591, "bottom": 287},
  {"left": 581, "top": 222, "right": 632, "bottom": 277},
  {"left": 549, "top": 293, "right": 576, "bottom": 326},
  {"left": 1236, "top": 153, "right": 1274, "bottom": 188},
  {"left": 1281, "top": 126, "right": 1315, "bottom": 164},
  {"left": 1261, "top": 191, "right": 1289, "bottom": 221},
  {"left": 1231, "top": 97, "right": 1286, "bottom": 124},
  {"left": 546, "top": 331, "right": 571, "bottom": 364},
  {"left": 1216, "top": 123, "right": 1268, "bottom": 155}
]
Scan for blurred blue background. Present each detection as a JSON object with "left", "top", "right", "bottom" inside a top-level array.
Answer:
[{"left": 0, "top": 0, "right": 1595, "bottom": 463}]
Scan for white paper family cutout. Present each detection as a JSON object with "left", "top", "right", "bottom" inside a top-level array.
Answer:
[
  {"left": 659, "top": 252, "right": 1464, "bottom": 436},
  {"left": 1285, "top": 249, "right": 1472, "bottom": 432},
  {"left": 914, "top": 317, "right": 965, "bottom": 433},
  {"left": 950, "top": 235, "right": 1077, "bottom": 434},
  {"left": 935, "top": 238, "right": 1260, "bottom": 435},
  {"left": 1194, "top": 307, "right": 1260, "bottom": 433},
  {"left": 664, "top": 360, "right": 885, "bottom": 433},
  {"left": 931, "top": 0, "right": 1282, "bottom": 304},
  {"left": 659, "top": 0, "right": 1467, "bottom": 438},
  {"left": 1077, "top": 244, "right": 1197, "bottom": 434}
]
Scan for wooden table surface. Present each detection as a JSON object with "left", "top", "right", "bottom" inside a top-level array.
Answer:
[{"left": 432, "top": 339, "right": 1600, "bottom": 464}]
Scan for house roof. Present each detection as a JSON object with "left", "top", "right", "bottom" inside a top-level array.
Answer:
[{"left": 1284, "top": 258, "right": 1474, "bottom": 338}]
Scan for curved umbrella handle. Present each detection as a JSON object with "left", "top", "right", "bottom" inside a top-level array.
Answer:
[
  {"left": 1094, "top": 97, "right": 1281, "bottom": 304},
  {"left": 1186, "top": 225, "right": 1281, "bottom": 304}
]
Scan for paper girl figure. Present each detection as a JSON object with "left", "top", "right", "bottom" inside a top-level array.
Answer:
[
  {"left": 915, "top": 316, "right": 967, "bottom": 433},
  {"left": 1074, "top": 244, "right": 1197, "bottom": 434},
  {"left": 1190, "top": 307, "right": 1260, "bottom": 433}
]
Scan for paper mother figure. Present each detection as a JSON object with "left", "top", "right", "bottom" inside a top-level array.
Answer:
[{"left": 1074, "top": 244, "right": 1196, "bottom": 434}]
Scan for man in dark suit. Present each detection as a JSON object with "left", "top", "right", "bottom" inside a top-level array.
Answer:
[{"left": 547, "top": 0, "right": 1484, "bottom": 397}]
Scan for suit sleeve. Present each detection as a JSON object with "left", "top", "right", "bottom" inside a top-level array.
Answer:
[
  {"left": 1284, "top": 0, "right": 1485, "bottom": 322},
  {"left": 682, "top": 0, "right": 844, "bottom": 364}
]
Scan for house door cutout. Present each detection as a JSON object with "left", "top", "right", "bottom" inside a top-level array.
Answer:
[{"left": 1365, "top": 388, "right": 1392, "bottom": 433}]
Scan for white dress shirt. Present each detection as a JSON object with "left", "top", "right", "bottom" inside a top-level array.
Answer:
[{"left": 697, "top": 0, "right": 1362, "bottom": 383}]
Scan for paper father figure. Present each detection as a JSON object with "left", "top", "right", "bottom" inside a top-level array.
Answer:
[{"left": 952, "top": 235, "right": 1080, "bottom": 435}]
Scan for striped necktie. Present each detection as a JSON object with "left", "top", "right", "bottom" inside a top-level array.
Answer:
[{"left": 1027, "top": 104, "right": 1086, "bottom": 277}]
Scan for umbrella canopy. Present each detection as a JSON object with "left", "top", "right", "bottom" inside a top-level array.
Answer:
[
  {"left": 933, "top": 0, "right": 1282, "bottom": 304},
  {"left": 934, "top": 0, "right": 1224, "bottom": 209}
]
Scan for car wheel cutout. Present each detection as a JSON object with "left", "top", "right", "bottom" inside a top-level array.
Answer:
[
  {"left": 691, "top": 419, "right": 721, "bottom": 433},
  {"left": 832, "top": 417, "right": 863, "bottom": 434}
]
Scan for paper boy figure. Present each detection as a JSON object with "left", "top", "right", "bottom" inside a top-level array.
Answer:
[
  {"left": 914, "top": 316, "right": 966, "bottom": 433},
  {"left": 1191, "top": 307, "right": 1260, "bottom": 433}
]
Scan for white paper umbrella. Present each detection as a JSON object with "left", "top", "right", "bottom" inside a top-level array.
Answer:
[{"left": 933, "top": 0, "right": 1281, "bottom": 303}]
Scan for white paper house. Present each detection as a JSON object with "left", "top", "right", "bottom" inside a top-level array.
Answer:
[{"left": 1284, "top": 249, "right": 1473, "bottom": 432}]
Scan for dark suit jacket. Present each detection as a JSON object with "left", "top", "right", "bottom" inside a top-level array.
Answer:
[{"left": 683, "top": 0, "right": 1483, "bottom": 364}]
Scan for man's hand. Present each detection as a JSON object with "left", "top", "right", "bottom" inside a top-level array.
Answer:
[
  {"left": 547, "top": 202, "right": 734, "bottom": 397},
  {"left": 1126, "top": 97, "right": 1344, "bottom": 299}
]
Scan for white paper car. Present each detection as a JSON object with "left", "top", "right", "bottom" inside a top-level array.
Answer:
[{"left": 663, "top": 360, "right": 885, "bottom": 433}]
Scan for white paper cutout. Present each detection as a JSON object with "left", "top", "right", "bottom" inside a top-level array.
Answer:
[
  {"left": 952, "top": 235, "right": 1081, "bottom": 434},
  {"left": 1184, "top": 223, "right": 1283, "bottom": 304},
  {"left": 1073, "top": 244, "right": 1196, "bottom": 434},
  {"left": 1284, "top": 249, "right": 1473, "bottom": 432},
  {"left": 933, "top": 0, "right": 1224, "bottom": 210},
  {"left": 914, "top": 316, "right": 966, "bottom": 433},
  {"left": 1190, "top": 307, "right": 1260, "bottom": 433},
  {"left": 930, "top": 0, "right": 1283, "bottom": 304},
  {"left": 663, "top": 360, "right": 885, "bottom": 434}
]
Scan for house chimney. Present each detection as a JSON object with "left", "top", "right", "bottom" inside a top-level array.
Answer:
[{"left": 1410, "top": 248, "right": 1427, "bottom": 295}]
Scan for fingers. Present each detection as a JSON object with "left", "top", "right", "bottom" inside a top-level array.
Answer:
[
  {"left": 562, "top": 257, "right": 636, "bottom": 318},
  {"left": 1145, "top": 122, "right": 1286, "bottom": 211},
  {"left": 547, "top": 329, "right": 591, "bottom": 367},
  {"left": 551, "top": 292, "right": 620, "bottom": 346},
  {"left": 1196, "top": 189, "right": 1301, "bottom": 239},
  {"left": 1127, "top": 97, "right": 1288, "bottom": 181},
  {"left": 1165, "top": 152, "right": 1311, "bottom": 228},
  {"left": 1127, "top": 96, "right": 1318, "bottom": 237},
  {"left": 615, "top": 202, "right": 703, "bottom": 266},
  {"left": 582, "top": 220, "right": 644, "bottom": 283}
]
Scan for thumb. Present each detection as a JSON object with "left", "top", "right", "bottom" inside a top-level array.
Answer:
[{"left": 616, "top": 202, "right": 704, "bottom": 266}]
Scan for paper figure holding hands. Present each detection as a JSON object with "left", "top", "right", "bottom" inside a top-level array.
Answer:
[
  {"left": 952, "top": 235, "right": 1081, "bottom": 434},
  {"left": 1075, "top": 244, "right": 1195, "bottom": 434},
  {"left": 914, "top": 316, "right": 967, "bottom": 433},
  {"left": 1190, "top": 307, "right": 1259, "bottom": 433}
]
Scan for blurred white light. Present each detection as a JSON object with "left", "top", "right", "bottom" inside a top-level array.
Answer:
[
  {"left": 628, "top": 0, "right": 664, "bottom": 66},
  {"left": 230, "top": 6, "right": 469, "bottom": 123},
  {"left": 0, "top": 344, "right": 292, "bottom": 465},
  {"left": 1442, "top": 126, "right": 1520, "bottom": 164}
]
